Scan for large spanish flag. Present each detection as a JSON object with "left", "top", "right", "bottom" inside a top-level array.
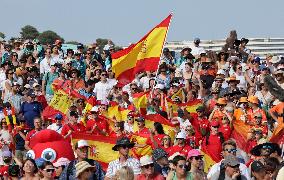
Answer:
[
  {"left": 112, "top": 14, "right": 172, "bottom": 85},
  {"left": 166, "top": 98, "right": 202, "bottom": 116}
]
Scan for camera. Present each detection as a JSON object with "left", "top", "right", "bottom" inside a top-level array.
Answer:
[{"left": 201, "top": 63, "right": 210, "bottom": 70}]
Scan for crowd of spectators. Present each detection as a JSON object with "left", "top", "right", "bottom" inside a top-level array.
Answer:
[{"left": 0, "top": 35, "right": 284, "bottom": 180}]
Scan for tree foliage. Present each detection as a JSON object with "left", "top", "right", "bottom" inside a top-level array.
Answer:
[
  {"left": 96, "top": 38, "right": 109, "bottom": 50},
  {"left": 65, "top": 41, "right": 80, "bottom": 45},
  {"left": 38, "top": 30, "right": 64, "bottom": 45},
  {"left": 20, "top": 25, "right": 39, "bottom": 40},
  {"left": 0, "top": 32, "right": 5, "bottom": 39}
]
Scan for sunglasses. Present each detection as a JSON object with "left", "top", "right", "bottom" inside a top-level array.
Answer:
[
  {"left": 228, "top": 164, "right": 240, "bottom": 169},
  {"left": 178, "top": 164, "right": 187, "bottom": 169},
  {"left": 225, "top": 148, "right": 237, "bottom": 153},
  {"left": 193, "top": 156, "right": 203, "bottom": 160},
  {"left": 101, "top": 74, "right": 107, "bottom": 76},
  {"left": 143, "top": 163, "right": 154, "bottom": 169},
  {"left": 262, "top": 145, "right": 272, "bottom": 149},
  {"left": 44, "top": 168, "right": 55, "bottom": 173},
  {"left": 212, "top": 126, "right": 219, "bottom": 128}
]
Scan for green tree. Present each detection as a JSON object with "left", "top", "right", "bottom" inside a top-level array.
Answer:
[
  {"left": 96, "top": 38, "right": 109, "bottom": 50},
  {"left": 38, "top": 30, "right": 64, "bottom": 45},
  {"left": 65, "top": 41, "right": 80, "bottom": 45},
  {"left": 20, "top": 25, "right": 39, "bottom": 40},
  {"left": 0, "top": 32, "right": 5, "bottom": 39}
]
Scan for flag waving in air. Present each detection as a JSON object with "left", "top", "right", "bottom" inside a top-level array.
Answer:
[{"left": 112, "top": 14, "right": 172, "bottom": 86}]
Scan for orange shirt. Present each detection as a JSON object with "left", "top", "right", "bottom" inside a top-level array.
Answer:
[
  {"left": 247, "top": 108, "right": 267, "bottom": 124},
  {"left": 270, "top": 102, "right": 284, "bottom": 125},
  {"left": 212, "top": 110, "right": 226, "bottom": 122}
]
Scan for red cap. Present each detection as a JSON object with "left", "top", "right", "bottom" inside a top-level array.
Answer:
[{"left": 210, "top": 120, "right": 219, "bottom": 127}]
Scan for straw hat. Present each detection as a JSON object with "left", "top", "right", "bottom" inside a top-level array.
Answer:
[
  {"left": 239, "top": 97, "right": 248, "bottom": 103},
  {"left": 226, "top": 76, "right": 240, "bottom": 83},
  {"left": 75, "top": 161, "right": 94, "bottom": 177},
  {"left": 216, "top": 98, "right": 227, "bottom": 105},
  {"left": 248, "top": 96, "right": 259, "bottom": 104}
]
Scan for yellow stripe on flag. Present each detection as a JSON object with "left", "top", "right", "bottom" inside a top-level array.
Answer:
[
  {"left": 49, "top": 89, "right": 73, "bottom": 114},
  {"left": 201, "top": 151, "right": 217, "bottom": 173}
]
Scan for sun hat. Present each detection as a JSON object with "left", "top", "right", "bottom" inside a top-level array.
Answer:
[
  {"left": 271, "top": 56, "right": 281, "bottom": 64},
  {"left": 140, "top": 155, "right": 154, "bottom": 166},
  {"left": 248, "top": 96, "right": 259, "bottom": 104},
  {"left": 216, "top": 98, "right": 227, "bottom": 105},
  {"left": 226, "top": 76, "right": 240, "bottom": 83},
  {"left": 187, "top": 149, "right": 203, "bottom": 159},
  {"left": 53, "top": 158, "right": 71, "bottom": 168},
  {"left": 239, "top": 97, "right": 248, "bottom": 103},
  {"left": 250, "top": 142, "right": 280, "bottom": 156},
  {"left": 176, "top": 132, "right": 186, "bottom": 139},
  {"left": 112, "top": 137, "right": 135, "bottom": 151},
  {"left": 152, "top": 148, "right": 168, "bottom": 161},
  {"left": 75, "top": 161, "right": 94, "bottom": 178},
  {"left": 75, "top": 140, "right": 89, "bottom": 149}
]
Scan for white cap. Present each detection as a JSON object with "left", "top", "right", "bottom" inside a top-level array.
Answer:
[
  {"left": 168, "top": 152, "right": 184, "bottom": 161},
  {"left": 217, "top": 69, "right": 226, "bottom": 75},
  {"left": 76, "top": 140, "right": 89, "bottom": 149},
  {"left": 90, "top": 106, "right": 99, "bottom": 112},
  {"left": 53, "top": 158, "right": 71, "bottom": 167},
  {"left": 140, "top": 155, "right": 153, "bottom": 166},
  {"left": 24, "top": 84, "right": 31, "bottom": 89},
  {"left": 273, "top": 99, "right": 281, "bottom": 106},
  {"left": 33, "top": 83, "right": 40, "bottom": 88},
  {"left": 271, "top": 56, "right": 281, "bottom": 64},
  {"left": 154, "top": 84, "right": 164, "bottom": 90},
  {"left": 176, "top": 132, "right": 186, "bottom": 139}
]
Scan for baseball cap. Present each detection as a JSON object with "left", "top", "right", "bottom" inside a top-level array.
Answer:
[
  {"left": 55, "top": 113, "right": 63, "bottom": 120},
  {"left": 53, "top": 158, "right": 70, "bottom": 168},
  {"left": 176, "top": 132, "right": 186, "bottom": 139},
  {"left": 90, "top": 106, "right": 99, "bottom": 112},
  {"left": 33, "top": 83, "right": 40, "bottom": 88},
  {"left": 251, "top": 160, "right": 265, "bottom": 172},
  {"left": 135, "top": 117, "right": 145, "bottom": 122},
  {"left": 223, "top": 155, "right": 239, "bottom": 167},
  {"left": 217, "top": 69, "right": 226, "bottom": 75},
  {"left": 27, "top": 90, "right": 36, "bottom": 97},
  {"left": 140, "top": 155, "right": 154, "bottom": 166},
  {"left": 24, "top": 84, "right": 31, "bottom": 89},
  {"left": 194, "top": 38, "right": 200, "bottom": 43},
  {"left": 187, "top": 149, "right": 203, "bottom": 159},
  {"left": 2, "top": 151, "right": 12, "bottom": 157},
  {"left": 75, "top": 140, "right": 89, "bottom": 149}
]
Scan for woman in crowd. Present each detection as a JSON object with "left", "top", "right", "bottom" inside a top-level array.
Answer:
[
  {"left": 216, "top": 51, "right": 229, "bottom": 70},
  {"left": 39, "top": 161, "right": 55, "bottom": 180},
  {"left": 21, "top": 159, "right": 39, "bottom": 180},
  {"left": 114, "top": 166, "right": 134, "bottom": 180},
  {"left": 75, "top": 161, "right": 95, "bottom": 180}
]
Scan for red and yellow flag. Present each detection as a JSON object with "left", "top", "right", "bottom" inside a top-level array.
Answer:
[
  {"left": 42, "top": 84, "right": 86, "bottom": 120},
  {"left": 166, "top": 99, "right": 202, "bottom": 116},
  {"left": 133, "top": 91, "right": 149, "bottom": 111},
  {"left": 112, "top": 14, "right": 172, "bottom": 86}
]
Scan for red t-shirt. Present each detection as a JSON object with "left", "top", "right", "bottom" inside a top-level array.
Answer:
[
  {"left": 136, "top": 127, "right": 150, "bottom": 135},
  {"left": 136, "top": 173, "right": 165, "bottom": 180},
  {"left": 61, "top": 123, "right": 86, "bottom": 141},
  {"left": 246, "top": 139, "right": 257, "bottom": 153},
  {"left": 85, "top": 118, "right": 109, "bottom": 135},
  {"left": 108, "top": 131, "right": 127, "bottom": 139},
  {"left": 191, "top": 116, "right": 210, "bottom": 140},
  {"left": 146, "top": 134, "right": 165, "bottom": 149},
  {"left": 168, "top": 144, "right": 192, "bottom": 156},
  {"left": 218, "top": 125, "right": 232, "bottom": 141},
  {"left": 186, "top": 135, "right": 199, "bottom": 148},
  {"left": 0, "top": 165, "right": 9, "bottom": 177},
  {"left": 26, "top": 130, "right": 40, "bottom": 141},
  {"left": 202, "top": 134, "right": 222, "bottom": 162}
]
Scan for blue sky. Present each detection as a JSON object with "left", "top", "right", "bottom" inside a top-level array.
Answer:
[{"left": 1, "top": 0, "right": 284, "bottom": 46}]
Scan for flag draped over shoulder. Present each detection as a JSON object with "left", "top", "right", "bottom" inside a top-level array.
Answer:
[
  {"left": 231, "top": 119, "right": 251, "bottom": 153},
  {"left": 112, "top": 14, "right": 172, "bottom": 86},
  {"left": 72, "top": 133, "right": 118, "bottom": 170},
  {"left": 42, "top": 84, "right": 86, "bottom": 120}
]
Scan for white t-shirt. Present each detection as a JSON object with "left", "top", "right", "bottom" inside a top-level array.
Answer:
[
  {"left": 93, "top": 80, "right": 113, "bottom": 102},
  {"left": 47, "top": 123, "right": 63, "bottom": 134},
  {"left": 139, "top": 76, "right": 151, "bottom": 90},
  {"left": 176, "top": 117, "right": 191, "bottom": 133},
  {"left": 124, "top": 122, "right": 134, "bottom": 134},
  {"left": 207, "top": 160, "right": 251, "bottom": 180},
  {"left": 191, "top": 46, "right": 205, "bottom": 56}
]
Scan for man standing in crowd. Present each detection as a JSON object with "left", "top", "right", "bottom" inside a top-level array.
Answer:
[
  {"left": 105, "top": 137, "right": 141, "bottom": 179},
  {"left": 59, "top": 140, "right": 105, "bottom": 180},
  {"left": 47, "top": 113, "right": 63, "bottom": 133}
]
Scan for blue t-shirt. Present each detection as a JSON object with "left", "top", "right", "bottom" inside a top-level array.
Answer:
[
  {"left": 15, "top": 133, "right": 25, "bottom": 150},
  {"left": 20, "top": 102, "right": 42, "bottom": 128}
]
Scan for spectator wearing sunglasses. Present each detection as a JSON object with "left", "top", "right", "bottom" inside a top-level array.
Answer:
[
  {"left": 137, "top": 155, "right": 164, "bottom": 180},
  {"left": 93, "top": 70, "right": 114, "bottom": 102},
  {"left": 207, "top": 140, "right": 250, "bottom": 179},
  {"left": 39, "top": 161, "right": 55, "bottom": 180},
  {"left": 105, "top": 137, "right": 140, "bottom": 179},
  {"left": 167, "top": 155, "right": 193, "bottom": 180},
  {"left": 187, "top": 149, "right": 207, "bottom": 180}
]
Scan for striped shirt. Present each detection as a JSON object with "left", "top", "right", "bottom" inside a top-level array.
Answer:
[{"left": 106, "top": 157, "right": 141, "bottom": 178}]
